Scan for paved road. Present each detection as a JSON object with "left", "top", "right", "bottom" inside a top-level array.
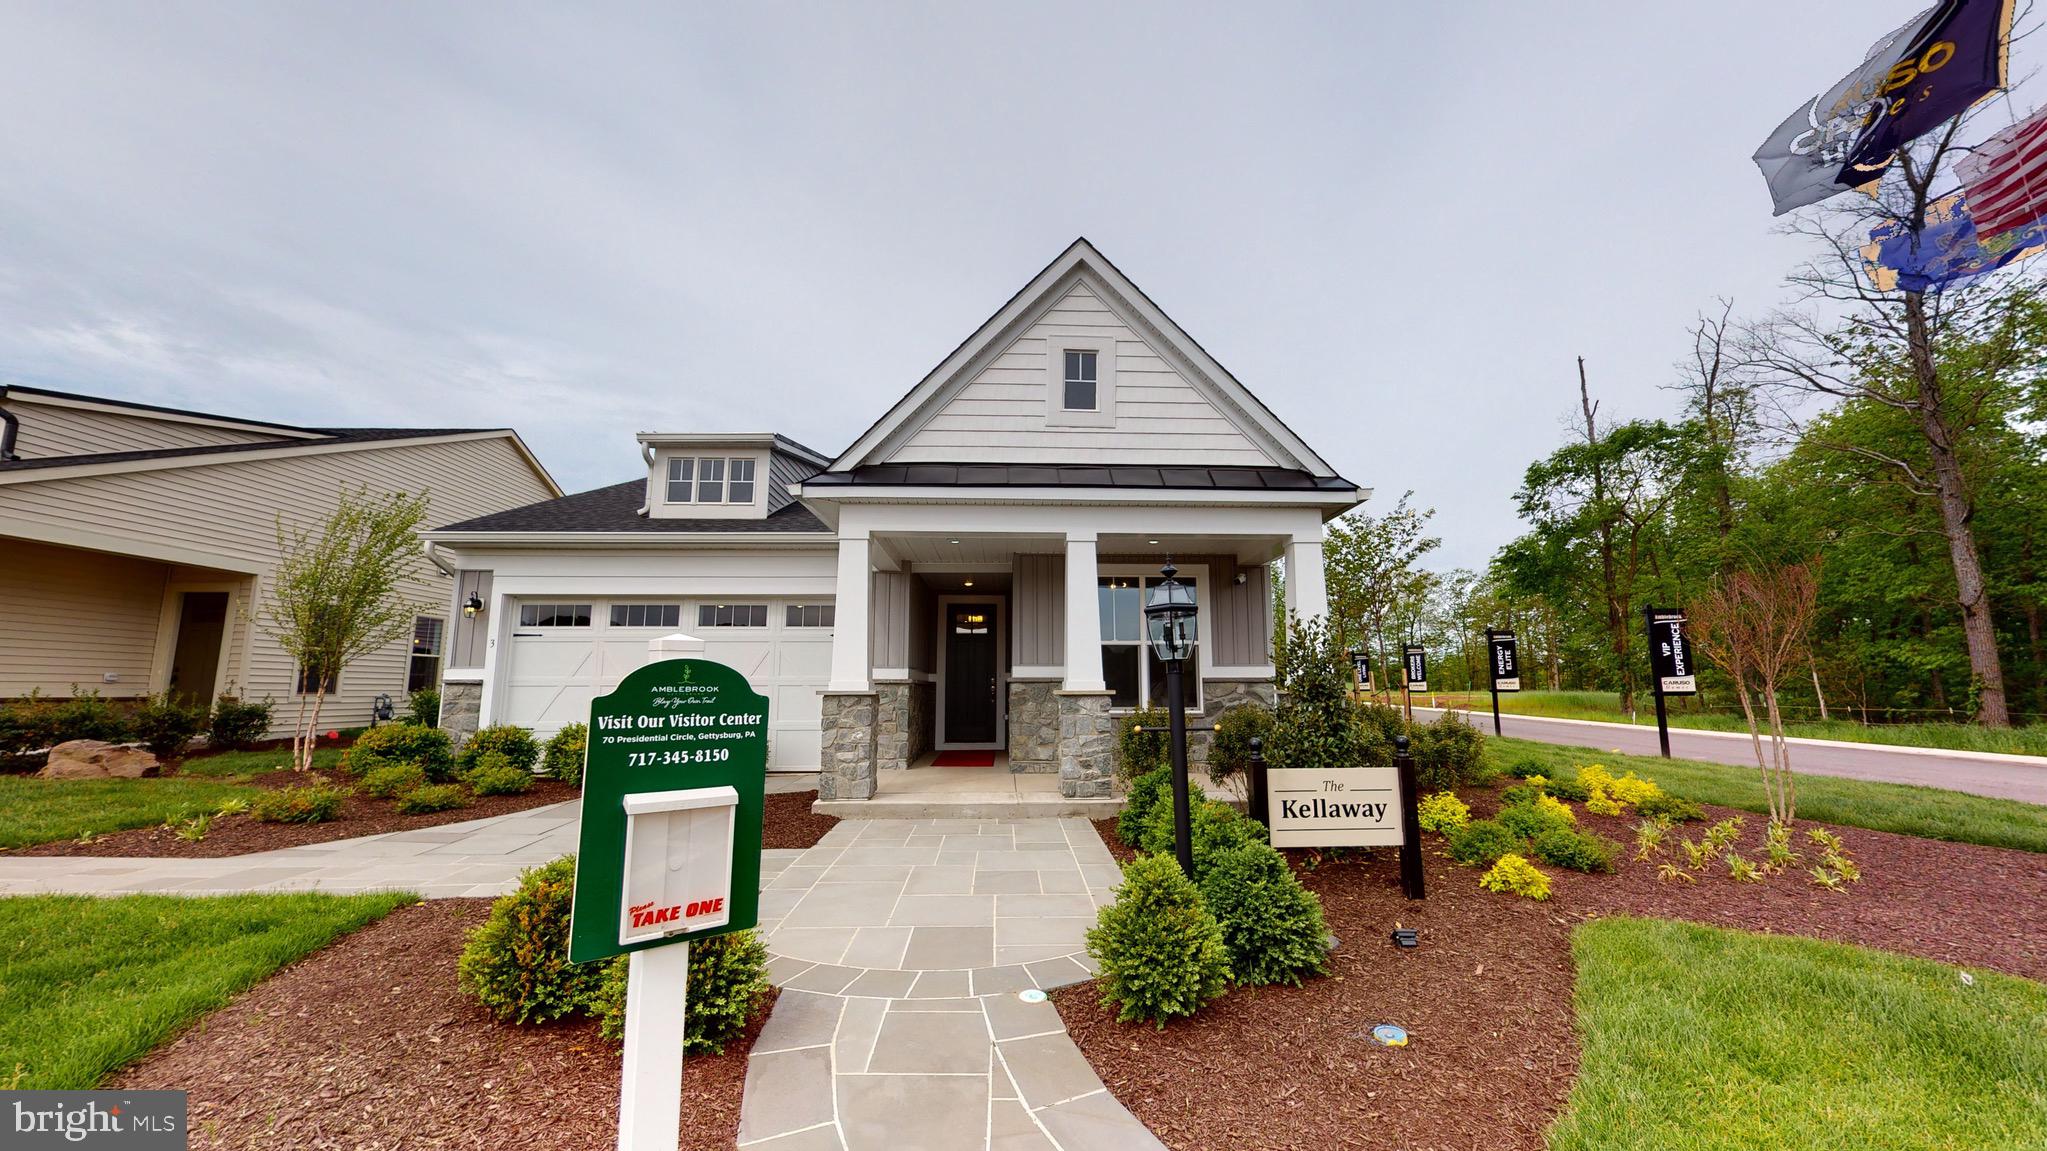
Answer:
[{"left": 1417, "top": 707, "right": 2047, "bottom": 806}]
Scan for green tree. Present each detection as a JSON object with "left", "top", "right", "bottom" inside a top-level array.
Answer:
[{"left": 1322, "top": 492, "right": 1439, "bottom": 701}]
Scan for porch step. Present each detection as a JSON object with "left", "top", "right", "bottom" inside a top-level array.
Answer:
[{"left": 813, "top": 793, "right": 1123, "bottom": 820}]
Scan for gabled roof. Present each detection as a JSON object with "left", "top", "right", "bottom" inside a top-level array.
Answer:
[
  {"left": 0, "top": 383, "right": 325, "bottom": 438},
  {"left": 829, "top": 237, "right": 1340, "bottom": 476},
  {"left": 429, "top": 479, "right": 830, "bottom": 536}
]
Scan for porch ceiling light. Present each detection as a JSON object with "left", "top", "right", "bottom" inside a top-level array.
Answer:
[
  {"left": 1143, "top": 562, "right": 1198, "bottom": 664},
  {"left": 463, "top": 593, "right": 484, "bottom": 618},
  {"left": 963, "top": 579, "right": 975, "bottom": 587}
]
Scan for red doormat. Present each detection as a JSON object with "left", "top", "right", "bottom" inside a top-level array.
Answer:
[{"left": 930, "top": 750, "right": 996, "bottom": 767}]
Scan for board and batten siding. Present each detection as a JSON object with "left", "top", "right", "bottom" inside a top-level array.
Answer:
[
  {"left": 3, "top": 398, "right": 286, "bottom": 459},
  {"left": 1009, "top": 552, "right": 1272, "bottom": 675},
  {"left": 767, "top": 449, "right": 818, "bottom": 515},
  {"left": 0, "top": 435, "right": 556, "bottom": 732},
  {"left": 1012, "top": 552, "right": 1064, "bottom": 670},
  {"left": 869, "top": 571, "right": 938, "bottom": 675},
  {"left": 887, "top": 284, "right": 1276, "bottom": 467},
  {"left": 447, "top": 569, "right": 494, "bottom": 670}
]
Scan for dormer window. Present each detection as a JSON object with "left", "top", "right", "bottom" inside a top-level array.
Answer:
[
  {"left": 663, "top": 456, "right": 757, "bottom": 505},
  {"left": 1063, "top": 351, "right": 1098, "bottom": 411}
]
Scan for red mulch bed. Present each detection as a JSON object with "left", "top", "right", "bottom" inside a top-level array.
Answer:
[
  {"left": 1058, "top": 788, "right": 2047, "bottom": 1151},
  {"left": 763, "top": 790, "right": 838, "bottom": 849},
  {"left": 7, "top": 770, "right": 581, "bottom": 858},
  {"left": 111, "top": 900, "right": 770, "bottom": 1150}
]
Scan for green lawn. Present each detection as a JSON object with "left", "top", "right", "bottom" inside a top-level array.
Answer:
[
  {"left": 1549, "top": 918, "right": 2047, "bottom": 1151},
  {"left": 1490, "top": 737, "right": 2047, "bottom": 854},
  {"left": 173, "top": 744, "right": 345, "bottom": 778},
  {"left": 0, "top": 746, "right": 347, "bottom": 849},
  {"left": 0, "top": 892, "right": 415, "bottom": 1088},
  {"left": 1436, "top": 690, "right": 2047, "bottom": 757}
]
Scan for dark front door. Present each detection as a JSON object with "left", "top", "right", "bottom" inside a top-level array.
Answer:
[
  {"left": 944, "top": 602, "right": 998, "bottom": 745},
  {"left": 169, "top": 591, "right": 230, "bottom": 707}
]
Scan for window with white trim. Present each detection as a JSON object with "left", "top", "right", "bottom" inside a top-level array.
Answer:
[
  {"left": 610, "top": 603, "right": 682, "bottom": 628},
  {"left": 1062, "top": 350, "right": 1098, "bottom": 411},
  {"left": 407, "top": 616, "right": 444, "bottom": 692},
  {"left": 698, "top": 603, "right": 768, "bottom": 628},
  {"left": 296, "top": 660, "right": 338, "bottom": 695},
  {"left": 662, "top": 456, "right": 759, "bottom": 504},
  {"left": 1098, "top": 574, "right": 1200, "bottom": 710},
  {"left": 785, "top": 604, "right": 835, "bottom": 627},
  {"left": 519, "top": 603, "right": 593, "bottom": 627}
]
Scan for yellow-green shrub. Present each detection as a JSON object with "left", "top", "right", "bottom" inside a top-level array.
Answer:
[
  {"left": 1416, "top": 791, "right": 1470, "bottom": 833},
  {"left": 1480, "top": 854, "right": 1552, "bottom": 900},
  {"left": 1535, "top": 793, "right": 1577, "bottom": 825}
]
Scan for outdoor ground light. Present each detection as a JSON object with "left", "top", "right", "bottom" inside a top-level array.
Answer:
[
  {"left": 463, "top": 592, "right": 484, "bottom": 618},
  {"left": 1144, "top": 562, "right": 1199, "bottom": 874},
  {"left": 1391, "top": 927, "right": 1419, "bottom": 948}
]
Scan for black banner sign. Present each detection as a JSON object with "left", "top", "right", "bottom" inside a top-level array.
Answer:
[
  {"left": 1488, "top": 630, "right": 1520, "bottom": 692},
  {"left": 1644, "top": 608, "right": 1698, "bottom": 696},
  {"left": 1402, "top": 645, "right": 1428, "bottom": 693},
  {"left": 1349, "top": 649, "right": 1372, "bottom": 692}
]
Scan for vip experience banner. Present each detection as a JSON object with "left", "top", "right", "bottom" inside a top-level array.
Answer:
[{"left": 1645, "top": 608, "right": 1698, "bottom": 696}]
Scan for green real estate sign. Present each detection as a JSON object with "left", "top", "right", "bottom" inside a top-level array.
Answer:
[{"left": 568, "top": 658, "right": 767, "bottom": 965}]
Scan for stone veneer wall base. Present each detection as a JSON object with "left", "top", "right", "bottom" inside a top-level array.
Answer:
[
  {"left": 439, "top": 680, "right": 482, "bottom": 746},
  {"left": 1007, "top": 680, "right": 1059, "bottom": 774},
  {"left": 819, "top": 691, "right": 878, "bottom": 801},
  {"left": 1054, "top": 690, "right": 1114, "bottom": 798}
]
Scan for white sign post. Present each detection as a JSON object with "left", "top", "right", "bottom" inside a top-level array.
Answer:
[{"left": 617, "top": 944, "right": 691, "bottom": 1151}]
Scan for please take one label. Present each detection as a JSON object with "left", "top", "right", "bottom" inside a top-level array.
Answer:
[{"left": 1265, "top": 767, "right": 1404, "bottom": 847}]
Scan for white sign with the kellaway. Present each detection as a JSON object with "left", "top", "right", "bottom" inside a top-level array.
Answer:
[{"left": 1266, "top": 767, "right": 1404, "bottom": 847}]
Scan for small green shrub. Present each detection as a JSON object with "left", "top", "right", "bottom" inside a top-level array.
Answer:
[
  {"left": 458, "top": 856, "right": 604, "bottom": 1024},
  {"left": 1479, "top": 853, "right": 1551, "bottom": 900},
  {"left": 1352, "top": 701, "right": 1406, "bottom": 765},
  {"left": 467, "top": 756, "right": 534, "bottom": 796},
  {"left": 1446, "top": 819, "right": 1522, "bottom": 866},
  {"left": 1531, "top": 827, "right": 1620, "bottom": 874},
  {"left": 0, "top": 691, "right": 55, "bottom": 755},
  {"left": 461, "top": 725, "right": 540, "bottom": 774},
  {"left": 591, "top": 931, "right": 772, "bottom": 1053},
  {"left": 1410, "top": 711, "right": 1488, "bottom": 791},
  {"left": 395, "top": 784, "right": 469, "bottom": 814},
  {"left": 544, "top": 723, "right": 588, "bottom": 785},
  {"left": 1504, "top": 757, "right": 1549, "bottom": 780},
  {"left": 1500, "top": 782, "right": 1546, "bottom": 808},
  {"left": 1636, "top": 792, "right": 1705, "bottom": 823},
  {"left": 131, "top": 693, "right": 208, "bottom": 760},
  {"left": 1118, "top": 767, "right": 1171, "bottom": 849},
  {"left": 1115, "top": 707, "right": 1170, "bottom": 782},
  {"left": 1086, "top": 854, "right": 1230, "bottom": 1027},
  {"left": 405, "top": 688, "right": 441, "bottom": 728},
  {"left": 1544, "top": 775, "right": 1591, "bottom": 802},
  {"left": 52, "top": 690, "right": 132, "bottom": 746},
  {"left": 1416, "top": 791, "right": 1470, "bottom": 833},
  {"left": 1207, "top": 703, "right": 1275, "bottom": 792},
  {"left": 360, "top": 763, "right": 428, "bottom": 798},
  {"left": 252, "top": 785, "right": 347, "bottom": 824},
  {"left": 344, "top": 722, "right": 455, "bottom": 780},
  {"left": 208, "top": 695, "right": 273, "bottom": 750},
  {"left": 1197, "top": 842, "right": 1329, "bottom": 986},
  {"left": 1498, "top": 800, "right": 1575, "bottom": 842},
  {"left": 1268, "top": 616, "right": 1368, "bottom": 772},
  {"left": 1138, "top": 794, "right": 1264, "bottom": 875}
]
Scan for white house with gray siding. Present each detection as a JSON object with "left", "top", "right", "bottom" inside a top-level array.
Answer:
[
  {"left": 0, "top": 385, "right": 560, "bottom": 734},
  {"left": 424, "top": 239, "right": 1366, "bottom": 799}
]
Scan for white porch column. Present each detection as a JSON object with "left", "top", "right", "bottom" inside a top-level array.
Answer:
[
  {"left": 1285, "top": 534, "right": 1328, "bottom": 625},
  {"left": 1062, "top": 532, "right": 1105, "bottom": 692},
  {"left": 827, "top": 533, "right": 873, "bottom": 692}
]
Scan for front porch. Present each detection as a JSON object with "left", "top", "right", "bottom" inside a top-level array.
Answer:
[{"left": 815, "top": 503, "right": 1329, "bottom": 803}]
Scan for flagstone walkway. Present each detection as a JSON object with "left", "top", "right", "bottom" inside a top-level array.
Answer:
[{"left": 740, "top": 816, "right": 1160, "bottom": 1151}]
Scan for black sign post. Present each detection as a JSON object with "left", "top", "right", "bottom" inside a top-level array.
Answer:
[
  {"left": 1643, "top": 607, "right": 1698, "bottom": 759},
  {"left": 1400, "top": 645, "right": 1428, "bottom": 724},
  {"left": 1484, "top": 629, "right": 1520, "bottom": 737}
]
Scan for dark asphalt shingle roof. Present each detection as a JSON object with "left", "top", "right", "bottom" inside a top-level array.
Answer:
[
  {"left": 798, "top": 463, "right": 1359, "bottom": 492},
  {"left": 0, "top": 427, "right": 503, "bottom": 473},
  {"left": 433, "top": 480, "right": 831, "bottom": 534}
]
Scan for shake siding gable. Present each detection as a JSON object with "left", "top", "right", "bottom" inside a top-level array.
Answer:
[
  {"left": 0, "top": 434, "right": 556, "bottom": 730},
  {"left": 888, "top": 283, "right": 1275, "bottom": 467},
  {"left": 4, "top": 400, "right": 287, "bottom": 458}
]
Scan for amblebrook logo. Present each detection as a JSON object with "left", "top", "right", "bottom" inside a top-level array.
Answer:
[{"left": 6, "top": 1091, "right": 186, "bottom": 1148}]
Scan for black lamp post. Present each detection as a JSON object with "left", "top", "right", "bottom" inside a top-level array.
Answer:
[{"left": 1144, "top": 562, "right": 1199, "bottom": 875}]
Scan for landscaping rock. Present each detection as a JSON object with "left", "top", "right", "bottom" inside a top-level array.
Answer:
[{"left": 39, "top": 739, "right": 161, "bottom": 779}]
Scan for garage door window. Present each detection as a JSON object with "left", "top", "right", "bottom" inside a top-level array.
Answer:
[
  {"left": 519, "top": 603, "right": 592, "bottom": 627},
  {"left": 610, "top": 603, "right": 682, "bottom": 628},
  {"left": 698, "top": 604, "right": 768, "bottom": 628},
  {"left": 786, "top": 604, "right": 835, "bottom": 627}
]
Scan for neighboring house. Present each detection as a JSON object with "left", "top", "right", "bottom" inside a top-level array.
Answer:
[
  {"left": 0, "top": 384, "right": 561, "bottom": 734},
  {"left": 424, "top": 239, "right": 1366, "bottom": 799}
]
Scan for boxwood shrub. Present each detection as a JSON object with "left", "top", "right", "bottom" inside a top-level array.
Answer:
[
  {"left": 461, "top": 725, "right": 540, "bottom": 774},
  {"left": 591, "top": 930, "right": 772, "bottom": 1054},
  {"left": 1118, "top": 767, "right": 1171, "bottom": 849},
  {"left": 343, "top": 723, "right": 455, "bottom": 780},
  {"left": 543, "top": 722, "right": 589, "bottom": 785},
  {"left": 1531, "top": 827, "right": 1621, "bottom": 874},
  {"left": 1497, "top": 798, "right": 1575, "bottom": 841},
  {"left": 360, "top": 763, "right": 428, "bottom": 799},
  {"left": 1446, "top": 818, "right": 1521, "bottom": 866},
  {"left": 207, "top": 695, "right": 273, "bottom": 750},
  {"left": 1085, "top": 854, "right": 1230, "bottom": 1027},
  {"left": 1197, "top": 842, "right": 1329, "bottom": 987},
  {"left": 1636, "top": 792, "right": 1705, "bottom": 823},
  {"left": 395, "top": 783, "right": 469, "bottom": 814},
  {"left": 459, "top": 856, "right": 604, "bottom": 1024},
  {"left": 467, "top": 752, "right": 534, "bottom": 796}
]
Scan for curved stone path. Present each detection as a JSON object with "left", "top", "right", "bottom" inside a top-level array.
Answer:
[{"left": 742, "top": 817, "right": 1161, "bottom": 1151}]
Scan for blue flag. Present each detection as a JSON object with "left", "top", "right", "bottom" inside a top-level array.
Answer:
[
  {"left": 1863, "top": 192, "right": 2045, "bottom": 291},
  {"left": 1836, "top": 0, "right": 2014, "bottom": 186}
]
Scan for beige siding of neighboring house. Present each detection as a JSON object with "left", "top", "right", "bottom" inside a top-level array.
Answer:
[
  {"left": 887, "top": 283, "right": 1275, "bottom": 466},
  {"left": 4, "top": 398, "right": 290, "bottom": 459},
  {"left": 0, "top": 539, "right": 171, "bottom": 698},
  {"left": 0, "top": 434, "right": 556, "bottom": 733}
]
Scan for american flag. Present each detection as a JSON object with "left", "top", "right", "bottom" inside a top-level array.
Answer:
[{"left": 1957, "top": 106, "right": 2047, "bottom": 240}]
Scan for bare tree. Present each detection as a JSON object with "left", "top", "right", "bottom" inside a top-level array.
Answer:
[
  {"left": 1738, "top": 105, "right": 2040, "bottom": 726},
  {"left": 1689, "top": 562, "right": 1823, "bottom": 825}
]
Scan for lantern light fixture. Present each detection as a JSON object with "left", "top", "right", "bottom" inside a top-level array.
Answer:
[
  {"left": 1143, "top": 562, "right": 1198, "bottom": 664},
  {"left": 463, "top": 593, "right": 484, "bottom": 618}
]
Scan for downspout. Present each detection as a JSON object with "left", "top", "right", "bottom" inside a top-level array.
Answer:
[
  {"left": 422, "top": 540, "right": 457, "bottom": 576},
  {"left": 0, "top": 396, "right": 19, "bottom": 461}
]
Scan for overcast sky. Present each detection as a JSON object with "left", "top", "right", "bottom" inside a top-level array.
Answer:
[{"left": 0, "top": 1, "right": 1931, "bottom": 567}]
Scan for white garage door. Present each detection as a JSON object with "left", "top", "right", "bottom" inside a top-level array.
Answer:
[{"left": 501, "top": 599, "right": 832, "bottom": 771}]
